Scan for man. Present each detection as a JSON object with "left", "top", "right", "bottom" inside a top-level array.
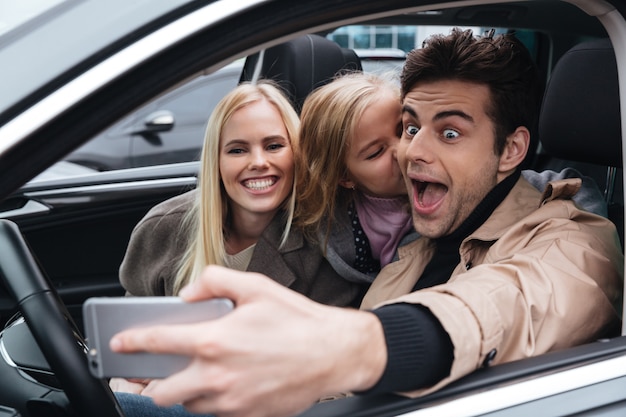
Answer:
[{"left": 111, "top": 29, "right": 623, "bottom": 417}]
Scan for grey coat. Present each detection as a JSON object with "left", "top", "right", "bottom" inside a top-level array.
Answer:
[{"left": 119, "top": 190, "right": 365, "bottom": 307}]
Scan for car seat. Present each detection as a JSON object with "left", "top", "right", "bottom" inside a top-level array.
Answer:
[
  {"left": 537, "top": 38, "right": 623, "bottom": 245},
  {"left": 239, "top": 34, "right": 362, "bottom": 113}
]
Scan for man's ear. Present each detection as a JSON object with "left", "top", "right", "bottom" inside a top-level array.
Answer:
[
  {"left": 338, "top": 177, "right": 355, "bottom": 190},
  {"left": 498, "top": 127, "right": 530, "bottom": 173}
]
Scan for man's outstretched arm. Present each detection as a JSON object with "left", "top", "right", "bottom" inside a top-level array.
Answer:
[{"left": 111, "top": 265, "right": 387, "bottom": 417}]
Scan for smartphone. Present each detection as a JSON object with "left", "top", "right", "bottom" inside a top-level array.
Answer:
[{"left": 83, "top": 296, "right": 234, "bottom": 379}]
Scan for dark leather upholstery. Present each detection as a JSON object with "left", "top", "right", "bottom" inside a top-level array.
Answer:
[
  {"left": 538, "top": 38, "right": 623, "bottom": 244},
  {"left": 240, "top": 34, "right": 362, "bottom": 113},
  {"left": 539, "top": 38, "right": 621, "bottom": 167}
]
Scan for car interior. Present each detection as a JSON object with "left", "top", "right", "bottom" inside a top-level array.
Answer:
[
  {"left": 0, "top": 0, "right": 624, "bottom": 416},
  {"left": 535, "top": 37, "right": 623, "bottom": 245},
  {"left": 239, "top": 34, "right": 363, "bottom": 114}
]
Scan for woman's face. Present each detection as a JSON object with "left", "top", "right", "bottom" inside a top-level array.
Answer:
[
  {"left": 341, "top": 90, "right": 407, "bottom": 198},
  {"left": 219, "top": 99, "right": 294, "bottom": 222}
]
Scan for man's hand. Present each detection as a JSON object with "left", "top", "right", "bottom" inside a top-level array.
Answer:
[
  {"left": 110, "top": 265, "right": 387, "bottom": 417},
  {"left": 109, "top": 377, "right": 151, "bottom": 395}
]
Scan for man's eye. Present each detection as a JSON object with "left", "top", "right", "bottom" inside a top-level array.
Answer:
[
  {"left": 405, "top": 124, "right": 419, "bottom": 137},
  {"left": 442, "top": 129, "right": 460, "bottom": 140}
]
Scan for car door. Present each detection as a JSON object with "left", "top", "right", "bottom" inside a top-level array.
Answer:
[{"left": 0, "top": 163, "right": 199, "bottom": 332}]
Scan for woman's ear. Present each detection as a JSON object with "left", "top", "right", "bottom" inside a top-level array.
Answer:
[{"left": 498, "top": 126, "right": 530, "bottom": 174}]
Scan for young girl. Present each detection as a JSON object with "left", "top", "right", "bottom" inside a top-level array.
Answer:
[{"left": 296, "top": 72, "right": 413, "bottom": 285}]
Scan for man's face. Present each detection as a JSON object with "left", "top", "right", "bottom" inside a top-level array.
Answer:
[{"left": 397, "top": 79, "right": 504, "bottom": 238}]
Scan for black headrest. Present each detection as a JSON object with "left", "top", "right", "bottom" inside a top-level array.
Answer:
[
  {"left": 539, "top": 38, "right": 622, "bottom": 167},
  {"left": 240, "top": 34, "right": 362, "bottom": 113}
]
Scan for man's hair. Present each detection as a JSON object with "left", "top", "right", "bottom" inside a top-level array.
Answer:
[{"left": 401, "top": 28, "right": 541, "bottom": 155}]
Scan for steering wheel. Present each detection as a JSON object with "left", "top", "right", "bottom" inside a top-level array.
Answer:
[{"left": 0, "top": 220, "right": 124, "bottom": 417}]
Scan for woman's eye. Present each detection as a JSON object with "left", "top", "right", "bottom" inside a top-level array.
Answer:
[
  {"left": 405, "top": 124, "right": 419, "bottom": 137},
  {"left": 267, "top": 143, "right": 285, "bottom": 151},
  {"left": 226, "top": 148, "right": 245, "bottom": 154},
  {"left": 442, "top": 129, "right": 460, "bottom": 140}
]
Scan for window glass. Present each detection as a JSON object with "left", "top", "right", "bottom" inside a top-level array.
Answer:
[
  {"left": 327, "top": 25, "right": 485, "bottom": 53},
  {"left": 61, "top": 60, "right": 242, "bottom": 172},
  {"left": 327, "top": 25, "right": 541, "bottom": 81},
  {"left": 48, "top": 25, "right": 542, "bottom": 178}
]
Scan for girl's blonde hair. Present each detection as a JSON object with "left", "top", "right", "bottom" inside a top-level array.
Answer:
[
  {"left": 173, "top": 81, "right": 300, "bottom": 294},
  {"left": 295, "top": 72, "right": 400, "bottom": 243}
]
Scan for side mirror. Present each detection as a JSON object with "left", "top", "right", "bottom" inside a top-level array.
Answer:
[{"left": 133, "top": 110, "right": 175, "bottom": 134}]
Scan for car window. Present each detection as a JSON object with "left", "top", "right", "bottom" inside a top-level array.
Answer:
[
  {"left": 327, "top": 25, "right": 542, "bottom": 59},
  {"left": 54, "top": 24, "right": 541, "bottom": 178},
  {"left": 62, "top": 61, "right": 242, "bottom": 171},
  {"left": 327, "top": 24, "right": 484, "bottom": 52},
  {"left": 127, "top": 63, "right": 242, "bottom": 169}
]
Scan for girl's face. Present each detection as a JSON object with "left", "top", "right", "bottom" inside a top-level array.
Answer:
[
  {"left": 219, "top": 99, "right": 294, "bottom": 222},
  {"left": 341, "top": 90, "right": 407, "bottom": 198}
]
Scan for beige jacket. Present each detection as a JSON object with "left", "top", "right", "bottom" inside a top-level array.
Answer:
[{"left": 361, "top": 177, "right": 624, "bottom": 396}]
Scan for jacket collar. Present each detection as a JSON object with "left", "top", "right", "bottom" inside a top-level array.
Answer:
[
  {"left": 258, "top": 211, "right": 305, "bottom": 253},
  {"left": 247, "top": 212, "right": 304, "bottom": 287},
  {"left": 466, "top": 176, "right": 582, "bottom": 243}
]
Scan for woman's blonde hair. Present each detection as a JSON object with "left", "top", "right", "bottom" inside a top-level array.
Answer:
[
  {"left": 173, "top": 81, "right": 300, "bottom": 294},
  {"left": 295, "top": 71, "right": 400, "bottom": 244}
]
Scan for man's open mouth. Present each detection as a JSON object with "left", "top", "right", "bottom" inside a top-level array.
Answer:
[{"left": 415, "top": 180, "right": 448, "bottom": 209}]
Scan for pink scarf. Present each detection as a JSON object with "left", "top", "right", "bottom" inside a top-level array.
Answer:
[{"left": 354, "top": 193, "right": 413, "bottom": 267}]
